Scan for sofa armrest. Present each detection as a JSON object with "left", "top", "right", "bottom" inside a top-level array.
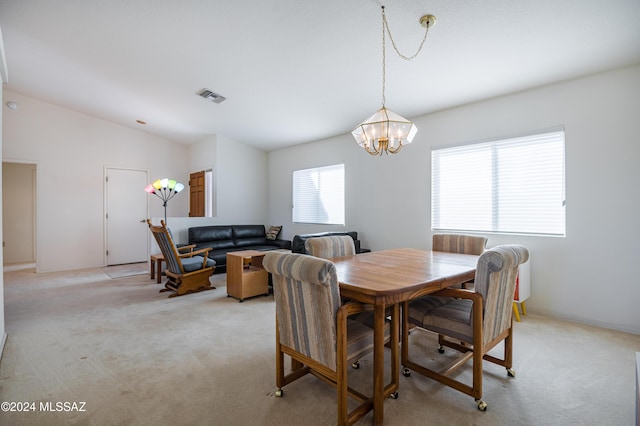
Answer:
[{"left": 292, "top": 231, "right": 361, "bottom": 254}]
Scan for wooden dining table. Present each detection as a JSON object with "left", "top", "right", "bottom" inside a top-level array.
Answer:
[{"left": 332, "top": 248, "right": 479, "bottom": 425}]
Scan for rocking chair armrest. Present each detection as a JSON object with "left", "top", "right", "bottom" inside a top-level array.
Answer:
[
  {"left": 178, "top": 247, "right": 211, "bottom": 259},
  {"left": 176, "top": 244, "right": 196, "bottom": 253}
]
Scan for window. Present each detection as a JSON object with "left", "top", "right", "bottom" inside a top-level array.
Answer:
[
  {"left": 431, "top": 129, "right": 565, "bottom": 236},
  {"left": 293, "top": 164, "right": 345, "bottom": 225}
]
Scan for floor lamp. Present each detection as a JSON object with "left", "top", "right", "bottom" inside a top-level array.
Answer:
[{"left": 144, "top": 178, "right": 185, "bottom": 225}]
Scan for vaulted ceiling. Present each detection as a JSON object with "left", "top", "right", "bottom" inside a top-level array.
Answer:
[{"left": 1, "top": 0, "right": 639, "bottom": 151}]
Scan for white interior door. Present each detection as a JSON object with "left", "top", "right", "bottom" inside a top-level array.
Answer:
[{"left": 106, "top": 168, "right": 148, "bottom": 265}]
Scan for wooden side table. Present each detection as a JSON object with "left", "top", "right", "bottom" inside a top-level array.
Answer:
[
  {"left": 226, "top": 250, "right": 269, "bottom": 302},
  {"left": 150, "top": 253, "right": 164, "bottom": 284}
]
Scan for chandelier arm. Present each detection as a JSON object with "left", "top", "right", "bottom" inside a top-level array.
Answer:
[
  {"left": 365, "top": 145, "right": 380, "bottom": 156},
  {"left": 382, "top": 7, "right": 431, "bottom": 61},
  {"left": 388, "top": 144, "right": 403, "bottom": 154}
]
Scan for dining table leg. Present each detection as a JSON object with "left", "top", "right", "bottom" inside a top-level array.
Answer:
[
  {"left": 373, "top": 301, "right": 386, "bottom": 425},
  {"left": 390, "top": 303, "right": 400, "bottom": 393}
]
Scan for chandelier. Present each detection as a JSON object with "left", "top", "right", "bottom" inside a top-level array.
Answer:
[{"left": 352, "top": 6, "right": 436, "bottom": 155}]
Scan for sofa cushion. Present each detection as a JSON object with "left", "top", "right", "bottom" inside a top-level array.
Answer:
[
  {"left": 181, "top": 256, "right": 216, "bottom": 272},
  {"left": 236, "top": 237, "right": 268, "bottom": 247},
  {"left": 233, "top": 225, "right": 268, "bottom": 247},
  {"left": 207, "top": 249, "right": 233, "bottom": 266},
  {"left": 188, "top": 226, "right": 236, "bottom": 249},
  {"left": 232, "top": 225, "right": 266, "bottom": 239}
]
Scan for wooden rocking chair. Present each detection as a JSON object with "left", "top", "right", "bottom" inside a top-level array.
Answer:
[{"left": 147, "top": 220, "right": 216, "bottom": 297}]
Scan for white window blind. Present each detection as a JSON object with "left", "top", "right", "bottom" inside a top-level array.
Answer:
[
  {"left": 432, "top": 129, "right": 565, "bottom": 236},
  {"left": 293, "top": 164, "right": 345, "bottom": 225}
]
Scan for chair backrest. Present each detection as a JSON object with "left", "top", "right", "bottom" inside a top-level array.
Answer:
[
  {"left": 263, "top": 251, "right": 341, "bottom": 370},
  {"left": 474, "top": 245, "right": 529, "bottom": 344},
  {"left": 305, "top": 235, "right": 356, "bottom": 259},
  {"left": 147, "top": 220, "right": 184, "bottom": 274},
  {"left": 433, "top": 234, "right": 488, "bottom": 255}
]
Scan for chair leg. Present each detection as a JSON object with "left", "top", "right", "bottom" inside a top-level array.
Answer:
[
  {"left": 337, "top": 354, "right": 349, "bottom": 426},
  {"left": 275, "top": 323, "right": 285, "bottom": 393},
  {"left": 504, "top": 324, "right": 514, "bottom": 371},
  {"left": 472, "top": 345, "right": 484, "bottom": 407}
]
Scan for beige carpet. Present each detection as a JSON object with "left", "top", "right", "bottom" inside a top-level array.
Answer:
[
  {"left": 1, "top": 267, "right": 639, "bottom": 425},
  {"left": 100, "top": 262, "right": 149, "bottom": 279}
]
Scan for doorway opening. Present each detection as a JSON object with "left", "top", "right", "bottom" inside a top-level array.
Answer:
[
  {"left": 2, "top": 161, "right": 37, "bottom": 271},
  {"left": 189, "top": 168, "right": 215, "bottom": 217}
]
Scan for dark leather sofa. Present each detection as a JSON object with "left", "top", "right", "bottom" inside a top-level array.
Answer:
[
  {"left": 291, "top": 231, "right": 369, "bottom": 255},
  {"left": 188, "top": 225, "right": 291, "bottom": 273}
]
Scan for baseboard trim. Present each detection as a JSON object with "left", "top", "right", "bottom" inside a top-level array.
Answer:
[
  {"left": 636, "top": 352, "right": 640, "bottom": 425},
  {"left": 0, "top": 332, "right": 7, "bottom": 364},
  {"left": 3, "top": 263, "right": 36, "bottom": 272}
]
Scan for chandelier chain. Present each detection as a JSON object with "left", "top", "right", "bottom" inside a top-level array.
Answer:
[
  {"left": 382, "top": 7, "right": 386, "bottom": 106},
  {"left": 380, "top": 6, "right": 431, "bottom": 106},
  {"left": 382, "top": 7, "right": 431, "bottom": 61}
]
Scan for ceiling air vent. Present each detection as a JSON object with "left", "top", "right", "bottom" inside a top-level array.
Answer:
[{"left": 197, "top": 88, "right": 226, "bottom": 104}]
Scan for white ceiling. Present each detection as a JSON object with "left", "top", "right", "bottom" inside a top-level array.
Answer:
[{"left": 1, "top": 0, "right": 639, "bottom": 152}]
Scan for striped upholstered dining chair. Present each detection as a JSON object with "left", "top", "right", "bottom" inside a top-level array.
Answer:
[
  {"left": 401, "top": 244, "right": 529, "bottom": 411},
  {"left": 432, "top": 233, "right": 488, "bottom": 256},
  {"left": 406, "top": 234, "right": 489, "bottom": 323},
  {"left": 304, "top": 234, "right": 377, "bottom": 370},
  {"left": 263, "top": 251, "right": 389, "bottom": 425},
  {"left": 416, "top": 233, "right": 488, "bottom": 308},
  {"left": 433, "top": 233, "right": 488, "bottom": 289},
  {"left": 304, "top": 235, "right": 357, "bottom": 259},
  {"left": 433, "top": 233, "right": 488, "bottom": 292}
]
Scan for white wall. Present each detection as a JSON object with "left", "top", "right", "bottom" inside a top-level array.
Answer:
[
  {"left": 162, "top": 134, "right": 270, "bottom": 245},
  {"left": 215, "top": 134, "right": 269, "bottom": 225},
  {"left": 0, "top": 93, "right": 4, "bottom": 356},
  {"left": 1, "top": 26, "right": 9, "bottom": 356},
  {"left": 2, "top": 90, "right": 190, "bottom": 272},
  {"left": 268, "top": 64, "right": 640, "bottom": 335}
]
